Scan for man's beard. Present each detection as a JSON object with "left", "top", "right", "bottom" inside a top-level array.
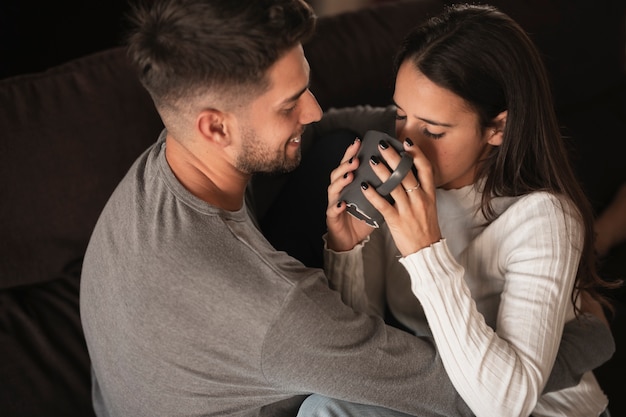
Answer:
[{"left": 235, "top": 128, "right": 302, "bottom": 175}]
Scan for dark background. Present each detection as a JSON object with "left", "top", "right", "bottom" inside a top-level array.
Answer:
[
  {"left": 0, "top": 0, "right": 131, "bottom": 80},
  {"left": 1, "top": 0, "right": 624, "bottom": 415},
  {"left": 0, "top": 0, "right": 353, "bottom": 80}
]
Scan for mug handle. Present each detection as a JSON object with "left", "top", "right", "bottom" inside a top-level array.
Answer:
[{"left": 375, "top": 152, "right": 414, "bottom": 196}]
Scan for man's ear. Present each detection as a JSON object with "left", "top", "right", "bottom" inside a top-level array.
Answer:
[
  {"left": 197, "top": 109, "right": 231, "bottom": 146},
  {"left": 487, "top": 110, "right": 507, "bottom": 146}
]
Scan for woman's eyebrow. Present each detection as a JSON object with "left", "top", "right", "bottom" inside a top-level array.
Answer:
[
  {"left": 393, "top": 100, "right": 454, "bottom": 127},
  {"left": 417, "top": 116, "right": 453, "bottom": 128}
]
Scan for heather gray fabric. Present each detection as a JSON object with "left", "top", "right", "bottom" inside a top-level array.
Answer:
[
  {"left": 80, "top": 130, "right": 472, "bottom": 417},
  {"left": 298, "top": 394, "right": 416, "bottom": 417},
  {"left": 80, "top": 110, "right": 614, "bottom": 416}
]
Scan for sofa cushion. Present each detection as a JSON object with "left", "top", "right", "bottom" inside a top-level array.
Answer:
[
  {"left": 0, "top": 260, "right": 94, "bottom": 417},
  {"left": 306, "top": 0, "right": 445, "bottom": 110},
  {"left": 0, "top": 48, "right": 163, "bottom": 290}
]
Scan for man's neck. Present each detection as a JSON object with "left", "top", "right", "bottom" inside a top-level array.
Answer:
[{"left": 164, "top": 135, "right": 249, "bottom": 211}]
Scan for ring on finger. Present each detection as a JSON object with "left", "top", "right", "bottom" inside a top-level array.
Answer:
[{"left": 405, "top": 183, "right": 421, "bottom": 193}]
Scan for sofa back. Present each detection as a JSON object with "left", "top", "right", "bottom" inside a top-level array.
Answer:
[
  {"left": 0, "top": 4, "right": 446, "bottom": 413},
  {"left": 0, "top": 48, "right": 164, "bottom": 290},
  {"left": 0, "top": 0, "right": 447, "bottom": 292},
  {"left": 0, "top": 1, "right": 624, "bottom": 416}
]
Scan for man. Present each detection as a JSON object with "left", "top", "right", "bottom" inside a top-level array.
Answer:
[{"left": 80, "top": 1, "right": 612, "bottom": 416}]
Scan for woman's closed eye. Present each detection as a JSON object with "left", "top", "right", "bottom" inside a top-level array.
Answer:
[{"left": 422, "top": 128, "right": 445, "bottom": 140}]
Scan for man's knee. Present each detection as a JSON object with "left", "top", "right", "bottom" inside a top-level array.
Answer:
[{"left": 296, "top": 394, "right": 414, "bottom": 417}]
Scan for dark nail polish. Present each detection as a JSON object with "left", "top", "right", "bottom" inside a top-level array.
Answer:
[
  {"left": 348, "top": 157, "right": 353, "bottom": 164},
  {"left": 370, "top": 155, "right": 380, "bottom": 165},
  {"left": 360, "top": 182, "right": 369, "bottom": 190},
  {"left": 405, "top": 137, "right": 414, "bottom": 146},
  {"left": 343, "top": 172, "right": 349, "bottom": 179},
  {"left": 378, "top": 140, "right": 389, "bottom": 150},
  {"left": 337, "top": 200, "right": 342, "bottom": 208}
]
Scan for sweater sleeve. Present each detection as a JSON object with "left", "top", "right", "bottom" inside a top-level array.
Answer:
[
  {"left": 322, "top": 233, "right": 374, "bottom": 315},
  {"left": 400, "top": 193, "right": 584, "bottom": 417},
  {"left": 323, "top": 224, "right": 407, "bottom": 320},
  {"left": 261, "top": 269, "right": 473, "bottom": 417}
]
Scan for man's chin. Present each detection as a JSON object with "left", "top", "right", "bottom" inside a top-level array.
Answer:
[
  {"left": 277, "top": 149, "right": 302, "bottom": 173},
  {"left": 253, "top": 155, "right": 301, "bottom": 176},
  {"left": 272, "top": 159, "right": 301, "bottom": 175},
  {"left": 283, "top": 155, "right": 302, "bottom": 173}
]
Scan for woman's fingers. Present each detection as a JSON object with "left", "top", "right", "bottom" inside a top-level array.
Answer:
[
  {"left": 359, "top": 180, "right": 398, "bottom": 222},
  {"left": 329, "top": 137, "right": 361, "bottom": 184},
  {"left": 327, "top": 138, "right": 361, "bottom": 209},
  {"left": 403, "top": 138, "right": 435, "bottom": 195},
  {"left": 361, "top": 137, "right": 442, "bottom": 256},
  {"left": 325, "top": 136, "right": 378, "bottom": 252},
  {"left": 368, "top": 139, "right": 419, "bottom": 204}
]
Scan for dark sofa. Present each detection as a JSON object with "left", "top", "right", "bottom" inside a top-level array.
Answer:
[{"left": 1, "top": 1, "right": 625, "bottom": 416}]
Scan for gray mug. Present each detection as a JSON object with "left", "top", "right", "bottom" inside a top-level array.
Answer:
[{"left": 339, "top": 130, "right": 415, "bottom": 228}]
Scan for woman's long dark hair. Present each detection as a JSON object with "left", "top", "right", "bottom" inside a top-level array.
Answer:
[{"left": 394, "top": 3, "right": 616, "bottom": 312}]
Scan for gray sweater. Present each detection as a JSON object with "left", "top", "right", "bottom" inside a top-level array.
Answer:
[
  {"left": 80, "top": 129, "right": 472, "bottom": 417},
  {"left": 80, "top": 106, "right": 613, "bottom": 416}
]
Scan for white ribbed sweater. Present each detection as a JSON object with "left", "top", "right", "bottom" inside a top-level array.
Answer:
[{"left": 325, "top": 184, "right": 608, "bottom": 417}]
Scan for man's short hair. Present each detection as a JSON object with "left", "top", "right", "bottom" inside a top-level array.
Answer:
[{"left": 127, "top": 0, "right": 316, "bottom": 109}]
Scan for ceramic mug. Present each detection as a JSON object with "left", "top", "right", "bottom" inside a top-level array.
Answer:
[{"left": 339, "top": 130, "right": 415, "bottom": 228}]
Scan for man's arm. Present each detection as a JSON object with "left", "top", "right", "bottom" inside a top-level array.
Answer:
[{"left": 544, "top": 313, "right": 615, "bottom": 393}]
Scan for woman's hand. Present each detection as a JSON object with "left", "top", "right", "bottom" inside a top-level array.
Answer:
[
  {"left": 361, "top": 138, "right": 442, "bottom": 257},
  {"left": 326, "top": 138, "right": 377, "bottom": 252}
]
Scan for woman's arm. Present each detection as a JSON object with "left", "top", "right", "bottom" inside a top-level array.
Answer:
[
  {"left": 323, "top": 228, "right": 390, "bottom": 318},
  {"left": 325, "top": 193, "right": 613, "bottom": 412},
  {"left": 401, "top": 193, "right": 582, "bottom": 417}
]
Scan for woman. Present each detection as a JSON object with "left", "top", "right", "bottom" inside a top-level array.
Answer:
[{"left": 303, "top": 4, "right": 613, "bottom": 417}]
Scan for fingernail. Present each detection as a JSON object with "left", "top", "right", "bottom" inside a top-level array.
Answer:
[
  {"left": 348, "top": 157, "right": 353, "bottom": 164},
  {"left": 370, "top": 155, "right": 380, "bottom": 165},
  {"left": 354, "top": 137, "right": 361, "bottom": 144},
  {"left": 405, "top": 137, "right": 414, "bottom": 147},
  {"left": 361, "top": 182, "right": 369, "bottom": 190},
  {"left": 343, "top": 172, "right": 349, "bottom": 179},
  {"left": 337, "top": 200, "right": 342, "bottom": 208},
  {"left": 378, "top": 140, "right": 389, "bottom": 150}
]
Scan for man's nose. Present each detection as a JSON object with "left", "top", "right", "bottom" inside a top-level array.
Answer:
[{"left": 300, "top": 90, "right": 322, "bottom": 124}]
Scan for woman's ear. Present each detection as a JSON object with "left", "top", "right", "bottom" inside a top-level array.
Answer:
[
  {"left": 487, "top": 110, "right": 507, "bottom": 146},
  {"left": 197, "top": 109, "right": 231, "bottom": 146}
]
